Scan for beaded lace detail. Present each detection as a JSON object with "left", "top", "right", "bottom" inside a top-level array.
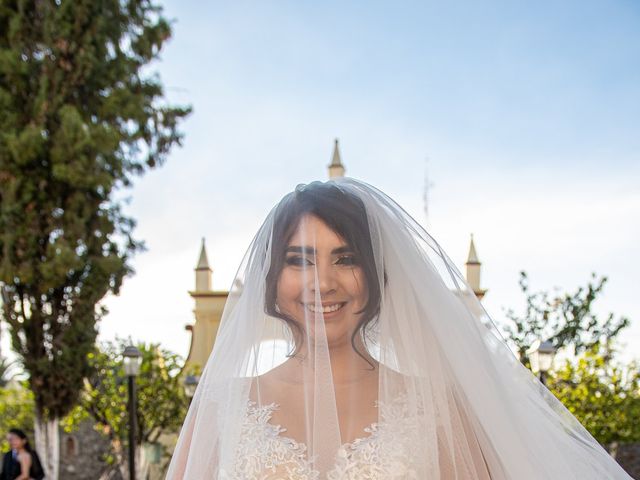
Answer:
[{"left": 220, "top": 394, "right": 422, "bottom": 479}]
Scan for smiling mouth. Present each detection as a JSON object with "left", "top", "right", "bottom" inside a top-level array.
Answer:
[{"left": 303, "top": 302, "right": 346, "bottom": 314}]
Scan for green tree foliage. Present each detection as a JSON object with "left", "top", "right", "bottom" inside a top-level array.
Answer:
[
  {"left": 0, "top": 382, "right": 36, "bottom": 451},
  {"left": 503, "top": 272, "right": 639, "bottom": 445},
  {"left": 62, "top": 340, "right": 189, "bottom": 474},
  {"left": 503, "top": 272, "right": 629, "bottom": 364},
  {"left": 0, "top": 0, "right": 191, "bottom": 425},
  {"left": 547, "top": 343, "right": 640, "bottom": 445}
]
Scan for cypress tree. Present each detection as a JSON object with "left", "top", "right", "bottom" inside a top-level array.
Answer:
[{"left": 0, "top": 1, "right": 191, "bottom": 477}]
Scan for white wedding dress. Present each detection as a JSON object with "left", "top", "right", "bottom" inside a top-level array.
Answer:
[{"left": 220, "top": 394, "right": 423, "bottom": 479}]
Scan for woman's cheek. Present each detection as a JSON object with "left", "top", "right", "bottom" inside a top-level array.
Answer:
[
  {"left": 345, "top": 269, "right": 368, "bottom": 306},
  {"left": 281, "top": 269, "right": 300, "bottom": 291}
]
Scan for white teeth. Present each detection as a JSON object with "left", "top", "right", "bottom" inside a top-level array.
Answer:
[{"left": 305, "top": 303, "right": 344, "bottom": 313}]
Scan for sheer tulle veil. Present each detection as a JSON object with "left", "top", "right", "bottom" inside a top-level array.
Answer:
[{"left": 167, "top": 178, "right": 631, "bottom": 479}]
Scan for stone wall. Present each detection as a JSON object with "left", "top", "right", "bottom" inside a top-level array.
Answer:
[
  {"left": 58, "top": 420, "right": 122, "bottom": 480},
  {"left": 609, "top": 442, "right": 640, "bottom": 479}
]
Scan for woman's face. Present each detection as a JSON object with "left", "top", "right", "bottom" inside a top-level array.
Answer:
[
  {"left": 7, "top": 433, "right": 25, "bottom": 450},
  {"left": 276, "top": 214, "right": 368, "bottom": 346}
]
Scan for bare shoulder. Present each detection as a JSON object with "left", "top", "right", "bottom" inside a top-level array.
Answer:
[
  {"left": 17, "top": 450, "right": 32, "bottom": 460},
  {"left": 378, "top": 363, "right": 426, "bottom": 395},
  {"left": 249, "top": 359, "right": 304, "bottom": 403},
  {"left": 17, "top": 450, "right": 32, "bottom": 466}
]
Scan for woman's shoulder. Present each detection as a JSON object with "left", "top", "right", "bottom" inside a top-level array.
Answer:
[
  {"left": 249, "top": 359, "right": 301, "bottom": 402},
  {"left": 17, "top": 450, "right": 31, "bottom": 458},
  {"left": 17, "top": 449, "right": 32, "bottom": 464},
  {"left": 378, "top": 364, "right": 425, "bottom": 386}
]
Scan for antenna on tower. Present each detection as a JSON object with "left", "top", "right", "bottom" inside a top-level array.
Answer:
[{"left": 423, "top": 156, "right": 435, "bottom": 225}]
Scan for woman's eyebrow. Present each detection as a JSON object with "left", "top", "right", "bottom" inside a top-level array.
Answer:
[
  {"left": 285, "top": 246, "right": 315, "bottom": 254},
  {"left": 284, "top": 245, "right": 353, "bottom": 254}
]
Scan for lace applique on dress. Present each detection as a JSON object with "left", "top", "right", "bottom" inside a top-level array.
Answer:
[{"left": 220, "top": 394, "right": 423, "bottom": 479}]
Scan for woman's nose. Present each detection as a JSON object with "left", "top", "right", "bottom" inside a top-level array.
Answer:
[{"left": 310, "top": 261, "right": 337, "bottom": 295}]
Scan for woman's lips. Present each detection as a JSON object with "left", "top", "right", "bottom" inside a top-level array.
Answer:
[{"left": 302, "top": 302, "right": 347, "bottom": 315}]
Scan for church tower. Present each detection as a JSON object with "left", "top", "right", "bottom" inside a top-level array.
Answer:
[
  {"left": 328, "top": 138, "right": 346, "bottom": 178},
  {"left": 184, "top": 238, "right": 229, "bottom": 372},
  {"left": 465, "top": 234, "right": 487, "bottom": 300}
]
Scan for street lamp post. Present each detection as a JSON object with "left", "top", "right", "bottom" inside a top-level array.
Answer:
[
  {"left": 526, "top": 339, "right": 557, "bottom": 386},
  {"left": 123, "top": 345, "right": 143, "bottom": 480}
]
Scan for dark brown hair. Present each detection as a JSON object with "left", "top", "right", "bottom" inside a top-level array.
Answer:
[{"left": 265, "top": 181, "right": 383, "bottom": 362}]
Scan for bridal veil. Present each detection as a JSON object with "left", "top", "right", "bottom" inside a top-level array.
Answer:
[{"left": 167, "top": 178, "right": 631, "bottom": 479}]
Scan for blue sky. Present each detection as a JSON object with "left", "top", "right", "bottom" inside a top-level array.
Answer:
[
  {"left": 78, "top": 1, "right": 640, "bottom": 364},
  {"left": 157, "top": 0, "right": 640, "bottom": 166}
]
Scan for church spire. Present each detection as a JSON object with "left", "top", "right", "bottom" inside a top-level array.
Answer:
[
  {"left": 196, "top": 237, "right": 210, "bottom": 270},
  {"left": 328, "top": 138, "right": 346, "bottom": 178},
  {"left": 467, "top": 234, "right": 479, "bottom": 264},
  {"left": 195, "top": 238, "right": 212, "bottom": 291},
  {"left": 465, "top": 234, "right": 487, "bottom": 300}
]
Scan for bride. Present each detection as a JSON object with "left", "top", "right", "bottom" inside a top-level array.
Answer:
[{"left": 167, "top": 179, "right": 632, "bottom": 479}]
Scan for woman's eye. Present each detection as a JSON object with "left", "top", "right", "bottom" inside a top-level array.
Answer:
[
  {"left": 285, "top": 256, "right": 313, "bottom": 266},
  {"left": 336, "top": 255, "right": 357, "bottom": 266}
]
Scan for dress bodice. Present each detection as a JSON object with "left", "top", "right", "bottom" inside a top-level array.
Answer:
[{"left": 219, "top": 394, "right": 423, "bottom": 479}]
